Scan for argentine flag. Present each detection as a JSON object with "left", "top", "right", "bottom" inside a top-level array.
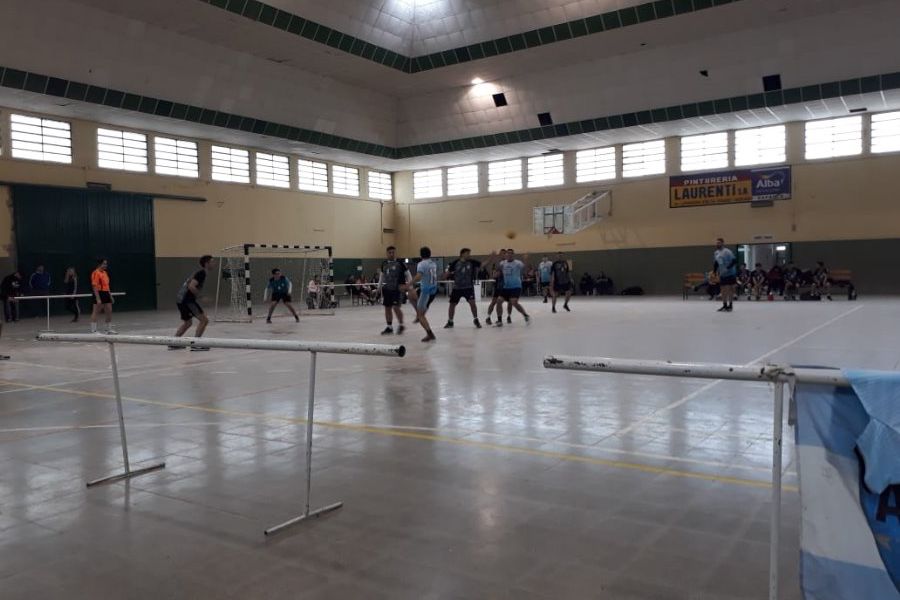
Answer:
[{"left": 796, "top": 370, "right": 900, "bottom": 599}]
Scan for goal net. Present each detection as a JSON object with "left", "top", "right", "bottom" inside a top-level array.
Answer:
[{"left": 213, "top": 244, "right": 334, "bottom": 322}]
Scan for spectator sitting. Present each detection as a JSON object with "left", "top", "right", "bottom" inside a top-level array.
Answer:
[
  {"left": 767, "top": 265, "right": 784, "bottom": 296},
  {"left": 812, "top": 261, "right": 832, "bottom": 300},
  {"left": 783, "top": 263, "right": 802, "bottom": 300},
  {"left": 749, "top": 263, "right": 767, "bottom": 300},
  {"left": 1, "top": 270, "right": 23, "bottom": 322},
  {"left": 579, "top": 273, "right": 595, "bottom": 296},
  {"left": 693, "top": 270, "right": 720, "bottom": 300},
  {"left": 307, "top": 276, "right": 320, "bottom": 308},
  {"left": 595, "top": 271, "right": 614, "bottom": 295},
  {"left": 736, "top": 264, "right": 751, "bottom": 297}
]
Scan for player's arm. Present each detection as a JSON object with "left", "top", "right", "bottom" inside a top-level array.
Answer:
[{"left": 187, "top": 278, "right": 201, "bottom": 297}]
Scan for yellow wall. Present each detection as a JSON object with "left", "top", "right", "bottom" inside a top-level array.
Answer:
[
  {"left": 0, "top": 115, "right": 389, "bottom": 259},
  {"left": 395, "top": 141, "right": 900, "bottom": 257}
]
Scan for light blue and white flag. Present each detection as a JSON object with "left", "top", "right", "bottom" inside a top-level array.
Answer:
[{"left": 795, "top": 370, "right": 900, "bottom": 600}]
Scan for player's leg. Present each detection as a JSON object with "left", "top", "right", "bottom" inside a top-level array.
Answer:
[
  {"left": 511, "top": 295, "right": 530, "bottom": 321},
  {"left": 466, "top": 291, "right": 480, "bottom": 328},
  {"left": 445, "top": 291, "right": 458, "bottom": 328},
  {"left": 495, "top": 296, "right": 505, "bottom": 326},
  {"left": 564, "top": 287, "right": 572, "bottom": 311},
  {"left": 283, "top": 299, "right": 300, "bottom": 322},
  {"left": 103, "top": 302, "right": 114, "bottom": 332},
  {"left": 506, "top": 297, "right": 512, "bottom": 323},
  {"left": 170, "top": 303, "right": 193, "bottom": 349},
  {"left": 415, "top": 290, "right": 436, "bottom": 341},
  {"left": 266, "top": 299, "right": 278, "bottom": 323},
  {"left": 551, "top": 286, "right": 558, "bottom": 313}
]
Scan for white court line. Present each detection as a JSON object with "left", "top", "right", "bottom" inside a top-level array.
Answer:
[
  {"left": 264, "top": 369, "right": 295, "bottom": 374},
  {"left": 0, "top": 360, "right": 107, "bottom": 374},
  {"left": 0, "top": 421, "right": 226, "bottom": 434},
  {"left": 610, "top": 304, "right": 864, "bottom": 436}
]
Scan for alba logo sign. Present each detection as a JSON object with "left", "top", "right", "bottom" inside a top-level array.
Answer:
[{"left": 751, "top": 167, "right": 791, "bottom": 200}]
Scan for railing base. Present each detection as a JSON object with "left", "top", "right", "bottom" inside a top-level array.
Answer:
[
  {"left": 264, "top": 501, "right": 344, "bottom": 536},
  {"left": 86, "top": 462, "right": 166, "bottom": 488}
]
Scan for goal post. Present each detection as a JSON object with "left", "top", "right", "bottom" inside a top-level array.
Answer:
[{"left": 213, "top": 243, "right": 334, "bottom": 322}]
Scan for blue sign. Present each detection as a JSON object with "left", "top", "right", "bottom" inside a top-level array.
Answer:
[{"left": 750, "top": 166, "right": 791, "bottom": 201}]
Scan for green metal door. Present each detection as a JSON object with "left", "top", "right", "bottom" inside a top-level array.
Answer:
[{"left": 12, "top": 185, "right": 157, "bottom": 311}]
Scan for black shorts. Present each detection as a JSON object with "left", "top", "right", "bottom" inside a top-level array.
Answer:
[
  {"left": 492, "top": 282, "right": 503, "bottom": 298},
  {"left": 96, "top": 291, "right": 113, "bottom": 305},
  {"left": 500, "top": 288, "right": 521, "bottom": 300},
  {"left": 449, "top": 288, "right": 475, "bottom": 304},
  {"left": 272, "top": 292, "right": 292, "bottom": 303},
  {"left": 553, "top": 282, "right": 571, "bottom": 293},
  {"left": 382, "top": 289, "right": 402, "bottom": 307},
  {"left": 720, "top": 275, "right": 737, "bottom": 286},
  {"left": 177, "top": 300, "right": 203, "bottom": 321}
]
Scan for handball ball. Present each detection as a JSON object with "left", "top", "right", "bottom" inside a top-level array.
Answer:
[{"left": 506, "top": 230, "right": 517, "bottom": 239}]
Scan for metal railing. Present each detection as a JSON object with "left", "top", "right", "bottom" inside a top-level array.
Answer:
[
  {"left": 15, "top": 292, "right": 126, "bottom": 331},
  {"left": 37, "top": 332, "right": 405, "bottom": 536},
  {"left": 543, "top": 355, "right": 849, "bottom": 600}
]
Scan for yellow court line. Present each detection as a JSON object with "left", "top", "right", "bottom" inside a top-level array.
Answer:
[{"left": 0, "top": 379, "right": 798, "bottom": 492}]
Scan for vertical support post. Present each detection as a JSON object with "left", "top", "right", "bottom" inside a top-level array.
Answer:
[
  {"left": 769, "top": 381, "right": 785, "bottom": 600},
  {"left": 86, "top": 340, "right": 165, "bottom": 487},
  {"left": 45, "top": 298, "right": 51, "bottom": 331},
  {"left": 109, "top": 341, "right": 130, "bottom": 474},
  {"left": 303, "top": 350, "right": 317, "bottom": 515},
  {"left": 264, "top": 350, "right": 343, "bottom": 536}
]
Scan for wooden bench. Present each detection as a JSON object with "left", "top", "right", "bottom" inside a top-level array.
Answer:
[
  {"left": 683, "top": 272, "right": 709, "bottom": 300},
  {"left": 792, "top": 269, "right": 856, "bottom": 300}
]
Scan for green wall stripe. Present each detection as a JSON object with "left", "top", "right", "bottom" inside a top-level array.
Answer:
[
  {"left": 196, "top": 0, "right": 743, "bottom": 73},
  {"left": 2, "top": 64, "right": 899, "bottom": 160}
]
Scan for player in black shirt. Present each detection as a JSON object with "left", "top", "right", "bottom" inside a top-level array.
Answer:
[
  {"left": 444, "top": 247, "right": 481, "bottom": 329},
  {"left": 378, "top": 246, "right": 410, "bottom": 334},
  {"left": 550, "top": 252, "right": 572, "bottom": 313},
  {"left": 170, "top": 255, "right": 214, "bottom": 351}
]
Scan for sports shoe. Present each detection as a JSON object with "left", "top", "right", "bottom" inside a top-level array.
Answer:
[
  {"left": 381, "top": 326, "right": 393, "bottom": 335},
  {"left": 717, "top": 306, "right": 728, "bottom": 312},
  {"left": 106, "top": 328, "right": 117, "bottom": 334},
  {"left": 474, "top": 319, "right": 481, "bottom": 329},
  {"left": 552, "top": 308, "right": 557, "bottom": 314},
  {"left": 485, "top": 317, "right": 492, "bottom": 325},
  {"left": 564, "top": 304, "right": 570, "bottom": 312},
  {"left": 506, "top": 316, "right": 511, "bottom": 324},
  {"left": 0, "top": 355, "right": 9, "bottom": 360},
  {"left": 167, "top": 345, "right": 185, "bottom": 351},
  {"left": 726, "top": 306, "right": 734, "bottom": 312},
  {"left": 397, "top": 325, "right": 405, "bottom": 334},
  {"left": 524, "top": 314, "right": 530, "bottom": 323},
  {"left": 190, "top": 346, "right": 210, "bottom": 352},
  {"left": 444, "top": 321, "right": 454, "bottom": 329},
  {"left": 496, "top": 320, "right": 503, "bottom": 327},
  {"left": 413, "top": 317, "right": 420, "bottom": 324},
  {"left": 543, "top": 298, "right": 548, "bottom": 304},
  {"left": 422, "top": 332, "right": 436, "bottom": 343},
  {"left": 827, "top": 295, "right": 833, "bottom": 301},
  {"left": 294, "top": 315, "right": 300, "bottom": 322},
  {"left": 266, "top": 319, "right": 272, "bottom": 324}
]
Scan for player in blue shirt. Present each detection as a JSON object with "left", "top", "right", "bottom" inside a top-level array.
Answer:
[
  {"left": 497, "top": 249, "right": 531, "bottom": 326},
  {"left": 713, "top": 237, "right": 737, "bottom": 312},
  {"left": 538, "top": 256, "right": 553, "bottom": 303},
  {"left": 407, "top": 246, "right": 437, "bottom": 342}
]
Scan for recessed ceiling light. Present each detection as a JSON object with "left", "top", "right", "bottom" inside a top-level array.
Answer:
[{"left": 471, "top": 77, "right": 484, "bottom": 85}]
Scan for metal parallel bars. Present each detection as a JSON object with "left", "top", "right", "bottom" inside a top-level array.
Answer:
[
  {"left": 37, "top": 333, "right": 405, "bottom": 535},
  {"left": 543, "top": 354, "right": 849, "bottom": 600}
]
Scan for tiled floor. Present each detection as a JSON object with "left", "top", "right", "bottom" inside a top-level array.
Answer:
[{"left": 0, "top": 296, "right": 889, "bottom": 599}]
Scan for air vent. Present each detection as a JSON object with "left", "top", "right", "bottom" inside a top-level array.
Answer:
[
  {"left": 849, "top": 107, "right": 868, "bottom": 114},
  {"left": 538, "top": 112, "right": 553, "bottom": 126},
  {"left": 492, "top": 93, "right": 508, "bottom": 107},
  {"left": 763, "top": 74, "right": 782, "bottom": 92}
]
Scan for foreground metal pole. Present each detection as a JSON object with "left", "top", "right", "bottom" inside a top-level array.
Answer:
[
  {"left": 264, "top": 351, "right": 343, "bottom": 536},
  {"left": 45, "top": 298, "right": 51, "bottom": 331},
  {"left": 769, "top": 382, "right": 785, "bottom": 600},
  {"left": 86, "top": 342, "right": 165, "bottom": 487}
]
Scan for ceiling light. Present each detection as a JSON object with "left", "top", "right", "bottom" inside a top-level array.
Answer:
[{"left": 471, "top": 77, "right": 484, "bottom": 85}]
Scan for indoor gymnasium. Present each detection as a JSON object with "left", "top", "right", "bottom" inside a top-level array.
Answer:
[{"left": 0, "top": 1, "right": 898, "bottom": 599}]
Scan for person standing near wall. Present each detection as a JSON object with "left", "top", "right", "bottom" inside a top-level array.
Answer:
[
  {"left": 63, "top": 267, "right": 80, "bottom": 322},
  {"left": 713, "top": 238, "right": 737, "bottom": 312},
  {"left": 90, "top": 258, "right": 115, "bottom": 334},
  {"left": 1, "top": 270, "right": 22, "bottom": 322},
  {"left": 27, "top": 264, "right": 51, "bottom": 318}
]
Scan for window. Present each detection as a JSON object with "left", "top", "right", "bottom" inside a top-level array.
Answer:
[
  {"left": 576, "top": 147, "right": 616, "bottom": 182},
  {"left": 680, "top": 132, "right": 728, "bottom": 172},
  {"left": 97, "top": 128, "right": 148, "bottom": 172},
  {"left": 255, "top": 152, "right": 290, "bottom": 188},
  {"left": 211, "top": 145, "right": 250, "bottom": 183},
  {"left": 805, "top": 116, "right": 862, "bottom": 160},
  {"left": 487, "top": 159, "right": 522, "bottom": 192},
  {"left": 622, "top": 140, "right": 666, "bottom": 178},
  {"left": 871, "top": 111, "right": 900, "bottom": 154},
  {"left": 331, "top": 165, "right": 360, "bottom": 196},
  {"left": 527, "top": 154, "right": 564, "bottom": 188},
  {"left": 154, "top": 137, "right": 199, "bottom": 178},
  {"left": 447, "top": 164, "right": 479, "bottom": 196},
  {"left": 10, "top": 114, "right": 72, "bottom": 163},
  {"left": 367, "top": 171, "right": 393, "bottom": 200},
  {"left": 297, "top": 159, "right": 328, "bottom": 192},
  {"left": 413, "top": 169, "right": 443, "bottom": 199},
  {"left": 734, "top": 125, "right": 786, "bottom": 166}
]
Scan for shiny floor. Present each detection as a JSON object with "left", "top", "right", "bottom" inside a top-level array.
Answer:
[{"left": 0, "top": 296, "right": 890, "bottom": 599}]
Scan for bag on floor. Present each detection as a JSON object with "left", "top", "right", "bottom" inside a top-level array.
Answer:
[
  {"left": 620, "top": 286, "right": 644, "bottom": 296},
  {"left": 800, "top": 292, "right": 821, "bottom": 301}
]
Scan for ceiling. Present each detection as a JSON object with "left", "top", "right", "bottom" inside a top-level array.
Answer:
[{"left": 0, "top": 0, "right": 898, "bottom": 170}]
